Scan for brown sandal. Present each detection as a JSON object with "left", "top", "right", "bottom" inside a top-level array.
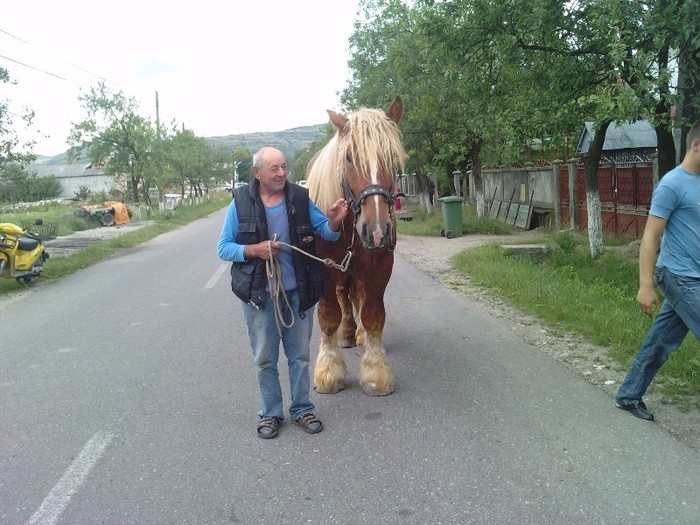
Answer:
[
  {"left": 292, "top": 412, "right": 323, "bottom": 434},
  {"left": 257, "top": 416, "right": 280, "bottom": 439}
]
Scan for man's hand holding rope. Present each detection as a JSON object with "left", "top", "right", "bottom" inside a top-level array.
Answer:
[{"left": 243, "top": 240, "right": 280, "bottom": 261}]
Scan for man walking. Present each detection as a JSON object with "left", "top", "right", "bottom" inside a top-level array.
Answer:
[{"left": 615, "top": 120, "right": 700, "bottom": 421}]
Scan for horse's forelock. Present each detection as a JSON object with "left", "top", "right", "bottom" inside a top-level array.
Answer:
[{"left": 346, "top": 108, "right": 405, "bottom": 187}]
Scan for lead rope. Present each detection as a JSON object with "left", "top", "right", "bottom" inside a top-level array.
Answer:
[
  {"left": 266, "top": 235, "right": 295, "bottom": 337},
  {"left": 265, "top": 231, "right": 355, "bottom": 337}
]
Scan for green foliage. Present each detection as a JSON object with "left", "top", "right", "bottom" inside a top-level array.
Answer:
[
  {"left": 74, "top": 185, "right": 92, "bottom": 201},
  {"left": 345, "top": 0, "right": 695, "bottom": 221},
  {"left": 0, "top": 68, "right": 37, "bottom": 170},
  {"left": 68, "top": 80, "right": 159, "bottom": 205},
  {"left": 0, "top": 163, "right": 62, "bottom": 203},
  {"left": 551, "top": 230, "right": 578, "bottom": 254},
  {"left": 290, "top": 123, "right": 334, "bottom": 182}
]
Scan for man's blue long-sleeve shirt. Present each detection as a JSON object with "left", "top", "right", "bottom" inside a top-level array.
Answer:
[{"left": 217, "top": 197, "right": 340, "bottom": 263}]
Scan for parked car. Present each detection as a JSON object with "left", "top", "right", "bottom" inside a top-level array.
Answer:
[{"left": 234, "top": 182, "right": 249, "bottom": 190}]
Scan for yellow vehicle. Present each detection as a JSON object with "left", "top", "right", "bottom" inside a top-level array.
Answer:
[{"left": 0, "top": 220, "right": 50, "bottom": 285}]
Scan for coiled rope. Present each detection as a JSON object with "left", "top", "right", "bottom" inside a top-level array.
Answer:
[{"left": 266, "top": 234, "right": 353, "bottom": 336}]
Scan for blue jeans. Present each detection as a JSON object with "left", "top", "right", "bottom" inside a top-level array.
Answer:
[
  {"left": 241, "top": 291, "right": 315, "bottom": 421},
  {"left": 616, "top": 267, "right": 700, "bottom": 406}
]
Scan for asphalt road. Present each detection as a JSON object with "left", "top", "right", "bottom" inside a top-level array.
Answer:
[{"left": 1, "top": 208, "right": 698, "bottom": 525}]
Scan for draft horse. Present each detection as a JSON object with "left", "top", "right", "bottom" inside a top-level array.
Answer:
[{"left": 306, "top": 96, "right": 406, "bottom": 396}]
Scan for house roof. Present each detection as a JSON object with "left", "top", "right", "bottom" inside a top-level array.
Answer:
[
  {"left": 30, "top": 160, "right": 106, "bottom": 179},
  {"left": 575, "top": 120, "right": 657, "bottom": 155}
]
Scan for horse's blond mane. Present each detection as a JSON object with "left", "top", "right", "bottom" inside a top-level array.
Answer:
[{"left": 306, "top": 107, "right": 405, "bottom": 213}]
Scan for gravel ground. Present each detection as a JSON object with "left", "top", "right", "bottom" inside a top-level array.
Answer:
[{"left": 395, "top": 232, "right": 699, "bottom": 451}]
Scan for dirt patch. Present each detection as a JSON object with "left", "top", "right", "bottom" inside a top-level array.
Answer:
[{"left": 395, "top": 232, "right": 700, "bottom": 451}]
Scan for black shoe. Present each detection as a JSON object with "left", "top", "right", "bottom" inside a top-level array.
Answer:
[
  {"left": 615, "top": 400, "right": 654, "bottom": 421},
  {"left": 257, "top": 416, "right": 280, "bottom": 439}
]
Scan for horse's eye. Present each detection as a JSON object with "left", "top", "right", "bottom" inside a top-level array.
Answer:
[{"left": 346, "top": 154, "right": 353, "bottom": 165}]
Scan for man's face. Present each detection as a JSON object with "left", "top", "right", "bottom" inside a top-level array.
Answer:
[{"left": 255, "top": 150, "right": 288, "bottom": 194}]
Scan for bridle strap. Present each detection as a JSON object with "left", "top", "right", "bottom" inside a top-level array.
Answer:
[
  {"left": 342, "top": 179, "right": 395, "bottom": 215},
  {"left": 341, "top": 178, "right": 397, "bottom": 251}
]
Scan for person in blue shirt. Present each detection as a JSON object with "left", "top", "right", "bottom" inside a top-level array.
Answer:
[
  {"left": 615, "top": 120, "right": 700, "bottom": 421},
  {"left": 218, "top": 147, "right": 348, "bottom": 439}
]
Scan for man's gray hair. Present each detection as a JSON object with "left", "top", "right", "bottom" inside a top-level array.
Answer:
[
  {"left": 252, "top": 147, "right": 280, "bottom": 170},
  {"left": 252, "top": 148, "right": 265, "bottom": 170}
]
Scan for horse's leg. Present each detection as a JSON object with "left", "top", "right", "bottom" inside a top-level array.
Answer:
[
  {"left": 313, "top": 277, "right": 347, "bottom": 394},
  {"left": 358, "top": 289, "right": 395, "bottom": 396},
  {"left": 349, "top": 279, "right": 366, "bottom": 351},
  {"left": 336, "top": 281, "right": 357, "bottom": 348}
]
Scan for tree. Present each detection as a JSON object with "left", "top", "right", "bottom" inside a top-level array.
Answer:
[
  {"left": 290, "top": 125, "right": 334, "bottom": 184},
  {"left": 0, "top": 67, "right": 36, "bottom": 172},
  {"left": 464, "top": 0, "right": 690, "bottom": 256},
  {"left": 163, "top": 127, "right": 214, "bottom": 198},
  {"left": 67, "top": 81, "right": 158, "bottom": 208},
  {"left": 0, "top": 163, "right": 61, "bottom": 202},
  {"left": 232, "top": 146, "right": 253, "bottom": 184},
  {"left": 344, "top": 0, "right": 692, "bottom": 253}
]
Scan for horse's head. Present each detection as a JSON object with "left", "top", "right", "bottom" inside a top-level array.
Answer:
[{"left": 326, "top": 96, "right": 406, "bottom": 250}]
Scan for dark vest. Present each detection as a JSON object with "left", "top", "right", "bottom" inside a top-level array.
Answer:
[{"left": 230, "top": 180, "right": 324, "bottom": 316}]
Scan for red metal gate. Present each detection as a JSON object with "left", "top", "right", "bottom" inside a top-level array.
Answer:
[{"left": 559, "top": 159, "right": 654, "bottom": 238}]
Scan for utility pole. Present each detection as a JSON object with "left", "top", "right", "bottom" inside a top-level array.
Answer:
[{"left": 155, "top": 90, "right": 164, "bottom": 212}]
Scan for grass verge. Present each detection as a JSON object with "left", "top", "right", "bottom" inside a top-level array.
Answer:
[
  {"left": 396, "top": 204, "right": 514, "bottom": 236},
  {"left": 452, "top": 230, "right": 700, "bottom": 408}
]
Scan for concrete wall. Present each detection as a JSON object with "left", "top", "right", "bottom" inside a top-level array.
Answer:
[
  {"left": 56, "top": 175, "right": 116, "bottom": 199},
  {"left": 481, "top": 164, "right": 559, "bottom": 209}
]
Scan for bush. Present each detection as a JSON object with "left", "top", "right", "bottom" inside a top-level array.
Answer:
[
  {"left": 74, "top": 186, "right": 92, "bottom": 201},
  {"left": 0, "top": 164, "right": 62, "bottom": 203}
]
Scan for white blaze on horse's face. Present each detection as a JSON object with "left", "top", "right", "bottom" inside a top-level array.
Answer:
[
  {"left": 369, "top": 161, "right": 388, "bottom": 248},
  {"left": 354, "top": 157, "right": 393, "bottom": 250}
]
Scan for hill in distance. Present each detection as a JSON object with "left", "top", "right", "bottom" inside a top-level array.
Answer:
[
  {"left": 205, "top": 124, "right": 327, "bottom": 160},
  {"left": 38, "top": 123, "right": 327, "bottom": 165}
]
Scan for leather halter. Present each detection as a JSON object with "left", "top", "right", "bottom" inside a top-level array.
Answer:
[
  {"left": 341, "top": 178, "right": 397, "bottom": 251},
  {"left": 341, "top": 178, "right": 395, "bottom": 215}
]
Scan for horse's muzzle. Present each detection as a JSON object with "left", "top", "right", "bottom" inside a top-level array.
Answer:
[{"left": 360, "top": 222, "right": 393, "bottom": 249}]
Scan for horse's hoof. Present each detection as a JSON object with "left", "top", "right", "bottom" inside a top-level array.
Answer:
[
  {"left": 362, "top": 382, "right": 395, "bottom": 396},
  {"left": 314, "top": 383, "right": 346, "bottom": 394}
]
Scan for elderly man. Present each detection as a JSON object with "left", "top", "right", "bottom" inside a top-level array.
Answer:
[{"left": 218, "top": 147, "right": 348, "bottom": 439}]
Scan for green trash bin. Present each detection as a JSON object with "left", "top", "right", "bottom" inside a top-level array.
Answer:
[{"left": 438, "top": 196, "right": 464, "bottom": 238}]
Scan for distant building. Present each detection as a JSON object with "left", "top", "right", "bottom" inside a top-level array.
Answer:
[
  {"left": 575, "top": 120, "right": 657, "bottom": 162},
  {"left": 31, "top": 157, "right": 118, "bottom": 199}
]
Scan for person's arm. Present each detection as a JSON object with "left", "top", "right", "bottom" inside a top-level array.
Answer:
[
  {"left": 217, "top": 201, "right": 246, "bottom": 262},
  {"left": 637, "top": 215, "right": 665, "bottom": 318},
  {"left": 310, "top": 199, "right": 348, "bottom": 241},
  {"left": 217, "top": 201, "right": 279, "bottom": 262}
]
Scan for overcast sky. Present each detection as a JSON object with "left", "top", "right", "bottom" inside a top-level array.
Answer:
[{"left": 2, "top": 1, "right": 361, "bottom": 156}]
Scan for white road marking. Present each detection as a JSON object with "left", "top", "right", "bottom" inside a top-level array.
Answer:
[
  {"left": 27, "top": 432, "right": 114, "bottom": 525},
  {"left": 204, "top": 263, "right": 228, "bottom": 289}
]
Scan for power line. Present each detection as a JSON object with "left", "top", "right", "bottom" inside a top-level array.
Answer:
[
  {"left": 0, "top": 53, "right": 66, "bottom": 80},
  {"left": 0, "top": 27, "right": 117, "bottom": 88}
]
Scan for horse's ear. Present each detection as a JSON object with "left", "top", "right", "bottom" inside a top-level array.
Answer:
[
  {"left": 327, "top": 110, "right": 349, "bottom": 133},
  {"left": 386, "top": 96, "right": 403, "bottom": 124}
]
